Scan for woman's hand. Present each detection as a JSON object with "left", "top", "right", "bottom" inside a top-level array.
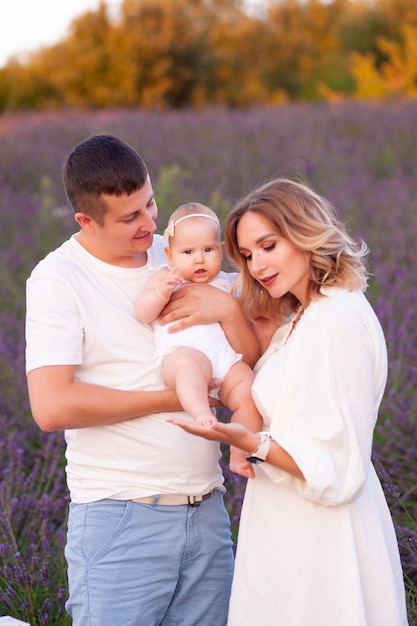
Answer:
[
  {"left": 167, "top": 418, "right": 259, "bottom": 452},
  {"left": 167, "top": 418, "right": 257, "bottom": 479},
  {"left": 168, "top": 415, "right": 304, "bottom": 481}
]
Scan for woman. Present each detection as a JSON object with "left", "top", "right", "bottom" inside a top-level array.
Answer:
[{"left": 169, "top": 178, "right": 408, "bottom": 625}]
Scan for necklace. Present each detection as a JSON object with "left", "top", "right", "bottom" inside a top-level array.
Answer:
[{"left": 286, "top": 305, "right": 306, "bottom": 342}]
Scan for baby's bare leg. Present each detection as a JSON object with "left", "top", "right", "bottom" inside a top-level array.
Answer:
[
  {"left": 220, "top": 361, "right": 264, "bottom": 478},
  {"left": 162, "top": 347, "right": 218, "bottom": 427},
  {"left": 220, "top": 361, "right": 263, "bottom": 431}
]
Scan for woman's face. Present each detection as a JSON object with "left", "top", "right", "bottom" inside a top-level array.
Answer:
[{"left": 236, "top": 211, "right": 310, "bottom": 306}]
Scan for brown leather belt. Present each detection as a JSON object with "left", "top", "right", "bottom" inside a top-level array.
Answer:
[{"left": 130, "top": 491, "right": 214, "bottom": 507}]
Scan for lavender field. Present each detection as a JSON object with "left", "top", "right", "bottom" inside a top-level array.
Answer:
[{"left": 0, "top": 102, "right": 416, "bottom": 624}]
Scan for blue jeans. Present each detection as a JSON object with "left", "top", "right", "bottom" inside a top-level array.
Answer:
[{"left": 65, "top": 490, "right": 234, "bottom": 625}]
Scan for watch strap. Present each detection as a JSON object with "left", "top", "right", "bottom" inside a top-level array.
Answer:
[{"left": 246, "top": 431, "right": 272, "bottom": 464}]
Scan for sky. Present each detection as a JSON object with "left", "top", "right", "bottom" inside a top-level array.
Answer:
[{"left": 0, "top": 0, "right": 111, "bottom": 68}]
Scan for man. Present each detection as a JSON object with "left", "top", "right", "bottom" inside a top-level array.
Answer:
[{"left": 25, "top": 135, "right": 259, "bottom": 625}]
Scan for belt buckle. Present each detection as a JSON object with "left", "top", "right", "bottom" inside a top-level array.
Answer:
[
  {"left": 187, "top": 495, "right": 202, "bottom": 507},
  {"left": 187, "top": 490, "right": 213, "bottom": 507}
]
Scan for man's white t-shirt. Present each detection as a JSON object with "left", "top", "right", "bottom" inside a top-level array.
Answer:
[{"left": 26, "top": 234, "right": 224, "bottom": 503}]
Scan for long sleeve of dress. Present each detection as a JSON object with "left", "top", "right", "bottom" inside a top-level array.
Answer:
[{"left": 251, "top": 288, "right": 388, "bottom": 506}]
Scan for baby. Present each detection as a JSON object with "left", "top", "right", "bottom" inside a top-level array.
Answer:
[{"left": 135, "top": 202, "right": 263, "bottom": 447}]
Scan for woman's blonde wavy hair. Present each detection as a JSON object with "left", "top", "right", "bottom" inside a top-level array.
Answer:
[{"left": 224, "top": 178, "right": 369, "bottom": 324}]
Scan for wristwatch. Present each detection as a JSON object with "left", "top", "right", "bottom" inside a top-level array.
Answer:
[{"left": 246, "top": 431, "right": 272, "bottom": 464}]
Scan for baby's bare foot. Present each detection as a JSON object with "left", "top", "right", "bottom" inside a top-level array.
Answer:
[{"left": 196, "top": 414, "right": 219, "bottom": 428}]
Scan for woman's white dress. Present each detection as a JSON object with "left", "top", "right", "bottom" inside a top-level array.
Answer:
[{"left": 227, "top": 287, "right": 408, "bottom": 626}]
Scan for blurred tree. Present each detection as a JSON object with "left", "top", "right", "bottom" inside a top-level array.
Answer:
[
  {"left": 349, "top": 51, "right": 387, "bottom": 99},
  {"left": 0, "top": 1, "right": 131, "bottom": 109},
  {"left": 0, "top": 0, "right": 416, "bottom": 110},
  {"left": 378, "top": 0, "right": 417, "bottom": 27},
  {"left": 378, "top": 25, "right": 417, "bottom": 96},
  {"left": 37, "top": 2, "right": 135, "bottom": 108},
  {"left": 205, "top": 2, "right": 276, "bottom": 106},
  {"left": 0, "top": 58, "right": 60, "bottom": 111},
  {"left": 119, "top": 0, "right": 269, "bottom": 108},
  {"left": 120, "top": 0, "right": 220, "bottom": 108},
  {"left": 261, "top": 0, "right": 347, "bottom": 99},
  {"left": 349, "top": 25, "right": 417, "bottom": 99},
  {"left": 337, "top": 0, "right": 394, "bottom": 60}
]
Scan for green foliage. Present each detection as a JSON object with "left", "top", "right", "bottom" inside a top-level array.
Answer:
[
  {"left": 154, "top": 164, "right": 193, "bottom": 227},
  {"left": 153, "top": 164, "right": 232, "bottom": 237}
]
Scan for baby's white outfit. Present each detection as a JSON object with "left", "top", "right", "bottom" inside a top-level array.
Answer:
[{"left": 152, "top": 269, "right": 242, "bottom": 382}]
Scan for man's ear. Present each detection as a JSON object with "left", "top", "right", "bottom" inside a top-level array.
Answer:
[{"left": 74, "top": 212, "right": 94, "bottom": 231}]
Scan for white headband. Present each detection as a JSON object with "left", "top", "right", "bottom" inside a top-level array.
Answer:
[{"left": 163, "top": 213, "right": 221, "bottom": 241}]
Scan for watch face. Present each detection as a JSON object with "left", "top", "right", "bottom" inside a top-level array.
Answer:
[{"left": 247, "top": 456, "right": 263, "bottom": 464}]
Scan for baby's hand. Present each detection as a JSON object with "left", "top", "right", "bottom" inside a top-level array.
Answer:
[
  {"left": 230, "top": 446, "right": 255, "bottom": 479},
  {"left": 157, "top": 268, "right": 183, "bottom": 300}
]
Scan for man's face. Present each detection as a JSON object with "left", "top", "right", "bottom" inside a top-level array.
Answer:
[{"left": 76, "top": 177, "right": 158, "bottom": 267}]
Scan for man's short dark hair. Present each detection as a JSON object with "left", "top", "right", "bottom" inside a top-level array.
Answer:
[{"left": 62, "top": 134, "right": 149, "bottom": 224}]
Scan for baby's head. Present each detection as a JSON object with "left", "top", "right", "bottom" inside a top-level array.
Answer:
[{"left": 164, "top": 203, "right": 223, "bottom": 284}]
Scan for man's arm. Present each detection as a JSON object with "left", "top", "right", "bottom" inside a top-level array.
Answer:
[
  {"left": 27, "top": 364, "right": 183, "bottom": 432},
  {"left": 159, "top": 283, "right": 260, "bottom": 367}
]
